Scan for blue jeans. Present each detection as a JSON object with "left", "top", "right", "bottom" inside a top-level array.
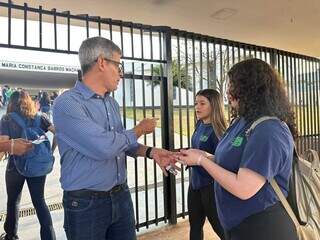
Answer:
[
  {"left": 63, "top": 184, "right": 136, "bottom": 240},
  {"left": 4, "top": 164, "right": 56, "bottom": 240}
]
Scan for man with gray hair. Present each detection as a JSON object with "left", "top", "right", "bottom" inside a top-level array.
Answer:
[{"left": 53, "top": 36, "right": 176, "bottom": 240}]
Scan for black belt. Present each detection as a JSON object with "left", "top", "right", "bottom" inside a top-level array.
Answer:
[{"left": 65, "top": 183, "right": 127, "bottom": 199}]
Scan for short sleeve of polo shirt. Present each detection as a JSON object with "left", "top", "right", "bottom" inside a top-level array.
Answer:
[{"left": 239, "top": 120, "right": 292, "bottom": 181}]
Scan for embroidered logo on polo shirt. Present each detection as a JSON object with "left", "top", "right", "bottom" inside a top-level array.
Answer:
[
  {"left": 231, "top": 136, "right": 243, "bottom": 147},
  {"left": 200, "top": 135, "right": 208, "bottom": 142}
]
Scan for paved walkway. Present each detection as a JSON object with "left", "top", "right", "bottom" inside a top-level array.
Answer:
[
  {"left": 138, "top": 219, "right": 220, "bottom": 240},
  {"left": 0, "top": 208, "right": 220, "bottom": 240}
]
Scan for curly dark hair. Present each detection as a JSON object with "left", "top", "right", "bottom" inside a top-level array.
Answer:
[{"left": 227, "top": 58, "right": 298, "bottom": 139}]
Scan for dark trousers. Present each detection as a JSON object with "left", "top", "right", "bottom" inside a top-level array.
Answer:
[
  {"left": 63, "top": 184, "right": 136, "bottom": 240},
  {"left": 188, "top": 184, "right": 225, "bottom": 240},
  {"left": 4, "top": 165, "right": 56, "bottom": 240},
  {"left": 225, "top": 202, "right": 298, "bottom": 240}
]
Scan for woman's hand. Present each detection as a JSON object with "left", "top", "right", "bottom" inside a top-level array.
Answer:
[{"left": 177, "top": 149, "right": 207, "bottom": 166}]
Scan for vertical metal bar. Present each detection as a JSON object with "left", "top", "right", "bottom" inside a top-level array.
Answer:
[
  {"left": 183, "top": 35, "right": 189, "bottom": 218},
  {"left": 278, "top": 51, "right": 282, "bottom": 73},
  {"left": 158, "top": 31, "right": 168, "bottom": 224},
  {"left": 263, "top": 48, "right": 267, "bottom": 62},
  {"left": 98, "top": 17, "right": 101, "bottom": 36},
  {"left": 199, "top": 39, "right": 203, "bottom": 89},
  {"left": 53, "top": 8, "right": 57, "bottom": 50},
  {"left": 302, "top": 58, "right": 307, "bottom": 152},
  {"left": 226, "top": 43, "right": 230, "bottom": 75},
  {"left": 292, "top": 56, "right": 299, "bottom": 138},
  {"left": 219, "top": 43, "right": 223, "bottom": 93},
  {"left": 232, "top": 43, "right": 235, "bottom": 66},
  {"left": 282, "top": 54, "right": 285, "bottom": 81},
  {"left": 67, "top": 11, "right": 70, "bottom": 52},
  {"left": 185, "top": 36, "right": 190, "bottom": 148},
  {"left": 24, "top": 3, "right": 27, "bottom": 47},
  {"left": 86, "top": 14, "right": 89, "bottom": 38},
  {"left": 212, "top": 40, "right": 217, "bottom": 90},
  {"left": 305, "top": 58, "right": 310, "bottom": 149},
  {"left": 278, "top": 52, "right": 282, "bottom": 74},
  {"left": 8, "top": 1, "right": 11, "bottom": 45},
  {"left": 243, "top": 44, "right": 247, "bottom": 59},
  {"left": 177, "top": 35, "right": 183, "bottom": 150},
  {"left": 270, "top": 49, "right": 277, "bottom": 69},
  {"left": 150, "top": 29, "right": 158, "bottom": 225},
  {"left": 306, "top": 59, "right": 312, "bottom": 148},
  {"left": 177, "top": 34, "right": 185, "bottom": 218},
  {"left": 297, "top": 57, "right": 303, "bottom": 153},
  {"left": 162, "top": 27, "right": 176, "bottom": 225},
  {"left": 206, "top": 38, "right": 210, "bottom": 88},
  {"left": 237, "top": 43, "right": 241, "bottom": 62},
  {"left": 285, "top": 55, "right": 290, "bottom": 101},
  {"left": 139, "top": 27, "right": 149, "bottom": 228},
  {"left": 176, "top": 34, "right": 184, "bottom": 219},
  {"left": 109, "top": 20, "right": 113, "bottom": 40},
  {"left": 315, "top": 61, "right": 320, "bottom": 152},
  {"left": 192, "top": 36, "right": 196, "bottom": 123},
  {"left": 39, "top": 5, "right": 42, "bottom": 48},
  {"left": 129, "top": 24, "right": 139, "bottom": 230},
  {"left": 311, "top": 60, "right": 316, "bottom": 149},
  {"left": 120, "top": 23, "right": 126, "bottom": 129},
  {"left": 132, "top": 61, "right": 139, "bottom": 230},
  {"left": 226, "top": 43, "right": 230, "bottom": 120}
]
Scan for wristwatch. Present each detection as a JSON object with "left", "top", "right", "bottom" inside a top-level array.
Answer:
[{"left": 146, "top": 147, "right": 153, "bottom": 159}]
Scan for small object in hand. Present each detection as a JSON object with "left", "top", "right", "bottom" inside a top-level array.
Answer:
[
  {"left": 32, "top": 135, "right": 47, "bottom": 145},
  {"left": 166, "top": 165, "right": 177, "bottom": 175}
]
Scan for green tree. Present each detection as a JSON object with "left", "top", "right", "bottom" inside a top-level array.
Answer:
[{"left": 152, "top": 59, "right": 193, "bottom": 91}]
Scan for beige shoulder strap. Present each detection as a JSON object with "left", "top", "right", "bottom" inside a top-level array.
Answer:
[{"left": 270, "top": 179, "right": 300, "bottom": 229}]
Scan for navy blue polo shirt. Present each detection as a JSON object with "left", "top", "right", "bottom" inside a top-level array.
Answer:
[
  {"left": 214, "top": 117, "right": 294, "bottom": 230},
  {"left": 190, "top": 121, "right": 219, "bottom": 190}
]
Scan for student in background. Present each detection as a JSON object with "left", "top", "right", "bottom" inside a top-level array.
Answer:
[
  {"left": 0, "top": 91, "right": 56, "bottom": 240},
  {"left": 188, "top": 89, "right": 226, "bottom": 240}
]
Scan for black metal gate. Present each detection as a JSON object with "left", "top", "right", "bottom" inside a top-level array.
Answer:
[{"left": 0, "top": 0, "right": 319, "bottom": 231}]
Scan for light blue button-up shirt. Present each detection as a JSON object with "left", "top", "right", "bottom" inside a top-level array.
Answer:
[{"left": 53, "top": 81, "right": 139, "bottom": 191}]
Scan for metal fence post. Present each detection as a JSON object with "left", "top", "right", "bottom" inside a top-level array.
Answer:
[
  {"left": 270, "top": 49, "right": 278, "bottom": 69},
  {"left": 161, "top": 27, "right": 177, "bottom": 225}
]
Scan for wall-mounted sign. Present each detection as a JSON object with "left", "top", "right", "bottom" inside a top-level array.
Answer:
[{"left": 0, "top": 60, "right": 79, "bottom": 73}]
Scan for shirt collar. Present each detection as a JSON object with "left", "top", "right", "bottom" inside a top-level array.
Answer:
[{"left": 74, "top": 81, "right": 99, "bottom": 100}]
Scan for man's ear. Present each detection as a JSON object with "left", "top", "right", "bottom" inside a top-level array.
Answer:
[{"left": 96, "top": 57, "right": 105, "bottom": 72}]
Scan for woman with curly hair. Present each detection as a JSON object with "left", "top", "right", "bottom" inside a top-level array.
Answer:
[
  {"left": 179, "top": 58, "right": 298, "bottom": 240},
  {"left": 0, "top": 91, "right": 56, "bottom": 240}
]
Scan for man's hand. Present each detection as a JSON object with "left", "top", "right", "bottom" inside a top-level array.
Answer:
[
  {"left": 151, "top": 148, "right": 180, "bottom": 176},
  {"left": 134, "top": 118, "right": 158, "bottom": 138},
  {"left": 12, "top": 139, "right": 33, "bottom": 156}
]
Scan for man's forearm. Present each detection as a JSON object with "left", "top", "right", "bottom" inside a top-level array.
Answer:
[{"left": 135, "top": 145, "right": 150, "bottom": 158}]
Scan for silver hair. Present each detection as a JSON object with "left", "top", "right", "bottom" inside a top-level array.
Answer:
[{"left": 78, "top": 36, "right": 121, "bottom": 75}]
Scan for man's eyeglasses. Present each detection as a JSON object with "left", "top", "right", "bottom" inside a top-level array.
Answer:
[{"left": 96, "top": 57, "right": 123, "bottom": 74}]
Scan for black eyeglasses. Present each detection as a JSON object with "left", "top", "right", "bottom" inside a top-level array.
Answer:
[{"left": 96, "top": 57, "right": 123, "bottom": 74}]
